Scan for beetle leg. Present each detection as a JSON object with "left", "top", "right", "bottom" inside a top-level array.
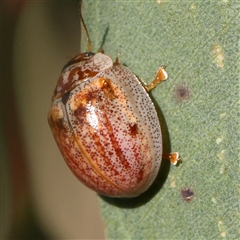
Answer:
[
  {"left": 146, "top": 66, "right": 168, "bottom": 92},
  {"left": 98, "top": 47, "right": 104, "bottom": 53},
  {"left": 162, "top": 152, "right": 180, "bottom": 165},
  {"left": 114, "top": 54, "right": 121, "bottom": 65}
]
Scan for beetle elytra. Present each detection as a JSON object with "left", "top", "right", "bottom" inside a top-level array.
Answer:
[{"left": 48, "top": 0, "right": 179, "bottom": 198}]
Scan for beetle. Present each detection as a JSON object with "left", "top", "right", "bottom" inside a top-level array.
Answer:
[{"left": 48, "top": 1, "right": 179, "bottom": 198}]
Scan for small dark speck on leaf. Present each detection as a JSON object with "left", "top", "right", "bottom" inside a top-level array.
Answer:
[
  {"left": 181, "top": 187, "right": 194, "bottom": 202},
  {"left": 174, "top": 82, "right": 190, "bottom": 103}
]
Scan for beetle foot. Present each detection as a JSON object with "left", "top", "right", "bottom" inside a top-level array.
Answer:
[
  {"left": 114, "top": 53, "right": 121, "bottom": 65},
  {"left": 146, "top": 66, "right": 168, "bottom": 91},
  {"left": 98, "top": 47, "right": 104, "bottom": 53},
  {"left": 163, "top": 152, "right": 180, "bottom": 165}
]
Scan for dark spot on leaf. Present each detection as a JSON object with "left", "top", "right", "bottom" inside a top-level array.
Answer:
[
  {"left": 181, "top": 187, "right": 194, "bottom": 202},
  {"left": 174, "top": 82, "right": 190, "bottom": 103}
]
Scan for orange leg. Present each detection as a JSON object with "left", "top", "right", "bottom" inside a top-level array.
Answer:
[
  {"left": 162, "top": 152, "right": 180, "bottom": 165},
  {"left": 114, "top": 54, "right": 121, "bottom": 65},
  {"left": 98, "top": 47, "right": 104, "bottom": 53},
  {"left": 146, "top": 66, "right": 168, "bottom": 91}
]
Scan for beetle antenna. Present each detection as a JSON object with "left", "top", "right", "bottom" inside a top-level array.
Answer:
[{"left": 79, "top": 0, "right": 92, "bottom": 52}]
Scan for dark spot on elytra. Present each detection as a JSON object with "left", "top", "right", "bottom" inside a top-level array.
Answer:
[
  {"left": 74, "top": 104, "right": 87, "bottom": 124},
  {"left": 174, "top": 82, "right": 190, "bottom": 103},
  {"left": 181, "top": 187, "right": 194, "bottom": 202},
  {"left": 86, "top": 90, "right": 98, "bottom": 103},
  {"left": 128, "top": 123, "right": 138, "bottom": 137},
  {"left": 51, "top": 116, "right": 65, "bottom": 132},
  {"left": 62, "top": 92, "right": 70, "bottom": 105}
]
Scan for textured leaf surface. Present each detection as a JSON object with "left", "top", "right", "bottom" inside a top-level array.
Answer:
[{"left": 82, "top": 1, "right": 239, "bottom": 239}]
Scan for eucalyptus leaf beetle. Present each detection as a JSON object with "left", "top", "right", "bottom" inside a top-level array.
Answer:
[{"left": 48, "top": 1, "right": 179, "bottom": 198}]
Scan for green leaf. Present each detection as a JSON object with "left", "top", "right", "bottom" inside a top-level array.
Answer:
[{"left": 82, "top": 1, "right": 239, "bottom": 239}]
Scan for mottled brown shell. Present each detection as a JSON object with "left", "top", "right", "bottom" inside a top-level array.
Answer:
[{"left": 48, "top": 52, "right": 162, "bottom": 197}]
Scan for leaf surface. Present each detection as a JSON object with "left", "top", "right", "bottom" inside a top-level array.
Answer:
[{"left": 82, "top": 1, "right": 239, "bottom": 239}]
